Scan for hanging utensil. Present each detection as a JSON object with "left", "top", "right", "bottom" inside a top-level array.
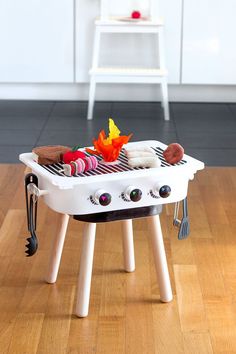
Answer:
[
  {"left": 25, "top": 173, "right": 38, "bottom": 256},
  {"left": 173, "top": 198, "right": 190, "bottom": 240},
  {"left": 173, "top": 201, "right": 181, "bottom": 227},
  {"left": 177, "top": 197, "right": 190, "bottom": 240}
]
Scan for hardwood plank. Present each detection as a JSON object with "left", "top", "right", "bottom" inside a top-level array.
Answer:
[
  {"left": 0, "top": 165, "right": 25, "bottom": 226},
  {"left": 211, "top": 224, "right": 236, "bottom": 296},
  {"left": 7, "top": 313, "right": 44, "bottom": 354},
  {"left": 183, "top": 332, "right": 213, "bottom": 354},
  {"left": 36, "top": 285, "right": 75, "bottom": 354},
  {"left": 0, "top": 287, "right": 25, "bottom": 314},
  {"left": 152, "top": 298, "right": 184, "bottom": 354},
  {"left": 0, "top": 313, "right": 17, "bottom": 354},
  {"left": 67, "top": 317, "right": 99, "bottom": 354},
  {"left": 99, "top": 251, "right": 127, "bottom": 317},
  {"left": 212, "top": 168, "right": 236, "bottom": 226},
  {"left": 188, "top": 195, "right": 213, "bottom": 239},
  {"left": 97, "top": 222, "right": 127, "bottom": 317},
  {"left": 96, "top": 316, "right": 125, "bottom": 354},
  {"left": 191, "top": 238, "right": 227, "bottom": 299},
  {"left": 205, "top": 296, "right": 236, "bottom": 330},
  {"left": 174, "top": 265, "right": 208, "bottom": 332},
  {"left": 125, "top": 284, "right": 155, "bottom": 354},
  {"left": 210, "top": 326, "right": 236, "bottom": 353},
  {"left": 19, "top": 250, "right": 52, "bottom": 313},
  {"left": 197, "top": 169, "right": 229, "bottom": 226},
  {"left": 125, "top": 231, "right": 155, "bottom": 354},
  {"left": 0, "top": 209, "right": 26, "bottom": 257}
]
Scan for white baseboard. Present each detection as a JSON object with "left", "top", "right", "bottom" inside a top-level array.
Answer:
[{"left": 0, "top": 83, "right": 236, "bottom": 102}]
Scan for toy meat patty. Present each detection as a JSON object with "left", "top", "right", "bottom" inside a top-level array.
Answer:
[{"left": 32, "top": 145, "right": 71, "bottom": 165}]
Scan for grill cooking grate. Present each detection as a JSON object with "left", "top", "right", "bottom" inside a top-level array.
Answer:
[{"left": 41, "top": 147, "right": 187, "bottom": 178}]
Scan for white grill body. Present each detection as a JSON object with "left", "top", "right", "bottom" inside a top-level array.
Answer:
[{"left": 19, "top": 140, "right": 204, "bottom": 215}]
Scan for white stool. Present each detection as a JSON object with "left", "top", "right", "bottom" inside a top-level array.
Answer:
[
  {"left": 45, "top": 213, "right": 173, "bottom": 318},
  {"left": 87, "top": 1, "right": 170, "bottom": 121}
]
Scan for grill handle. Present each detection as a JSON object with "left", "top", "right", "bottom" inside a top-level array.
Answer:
[{"left": 27, "top": 183, "right": 49, "bottom": 198}]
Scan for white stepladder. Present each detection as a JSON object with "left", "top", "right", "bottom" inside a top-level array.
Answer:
[
  {"left": 45, "top": 213, "right": 173, "bottom": 318},
  {"left": 87, "top": 0, "right": 170, "bottom": 121}
]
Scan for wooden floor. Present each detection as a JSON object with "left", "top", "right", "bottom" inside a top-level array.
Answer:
[{"left": 0, "top": 166, "right": 236, "bottom": 354}]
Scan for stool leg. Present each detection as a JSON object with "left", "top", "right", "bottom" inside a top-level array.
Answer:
[
  {"left": 87, "top": 78, "right": 96, "bottom": 120},
  {"left": 158, "top": 27, "right": 170, "bottom": 121},
  {"left": 121, "top": 219, "right": 135, "bottom": 272},
  {"left": 148, "top": 215, "right": 173, "bottom": 302},
  {"left": 161, "top": 79, "right": 170, "bottom": 121},
  {"left": 87, "top": 27, "right": 101, "bottom": 120},
  {"left": 75, "top": 222, "right": 96, "bottom": 317},
  {"left": 45, "top": 213, "right": 69, "bottom": 284}
]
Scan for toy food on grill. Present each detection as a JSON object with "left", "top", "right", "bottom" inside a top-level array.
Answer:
[
  {"left": 62, "top": 149, "right": 86, "bottom": 164},
  {"left": 86, "top": 118, "right": 132, "bottom": 163},
  {"left": 163, "top": 143, "right": 184, "bottom": 164},
  {"left": 125, "top": 145, "right": 161, "bottom": 168},
  {"left": 62, "top": 155, "right": 98, "bottom": 176},
  {"left": 61, "top": 145, "right": 99, "bottom": 176},
  {"left": 32, "top": 145, "right": 71, "bottom": 165}
]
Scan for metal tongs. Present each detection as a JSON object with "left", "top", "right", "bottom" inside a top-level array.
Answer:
[
  {"left": 25, "top": 173, "right": 39, "bottom": 256},
  {"left": 173, "top": 197, "right": 190, "bottom": 240}
]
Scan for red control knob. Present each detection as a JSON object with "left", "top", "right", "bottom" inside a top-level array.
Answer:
[{"left": 94, "top": 189, "right": 112, "bottom": 206}]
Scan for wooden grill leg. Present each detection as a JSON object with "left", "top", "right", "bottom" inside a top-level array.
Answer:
[
  {"left": 75, "top": 222, "right": 96, "bottom": 317},
  {"left": 148, "top": 215, "right": 173, "bottom": 302},
  {"left": 121, "top": 219, "right": 135, "bottom": 272},
  {"left": 45, "top": 213, "right": 70, "bottom": 284}
]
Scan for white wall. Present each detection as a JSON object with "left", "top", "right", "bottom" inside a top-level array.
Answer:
[
  {"left": 0, "top": 0, "right": 74, "bottom": 83},
  {"left": 1, "top": 0, "right": 236, "bottom": 101},
  {"left": 182, "top": 0, "right": 236, "bottom": 84}
]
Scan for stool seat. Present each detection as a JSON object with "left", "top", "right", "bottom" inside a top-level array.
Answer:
[
  {"left": 95, "top": 16, "right": 164, "bottom": 27},
  {"left": 89, "top": 67, "right": 167, "bottom": 84}
]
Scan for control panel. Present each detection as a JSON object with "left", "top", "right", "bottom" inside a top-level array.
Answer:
[
  {"left": 42, "top": 173, "right": 188, "bottom": 215},
  {"left": 90, "top": 183, "right": 173, "bottom": 207}
]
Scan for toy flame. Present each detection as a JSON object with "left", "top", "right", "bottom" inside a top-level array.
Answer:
[{"left": 86, "top": 118, "right": 132, "bottom": 162}]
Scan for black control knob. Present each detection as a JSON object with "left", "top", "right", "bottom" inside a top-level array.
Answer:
[
  {"left": 159, "top": 185, "right": 171, "bottom": 198},
  {"left": 124, "top": 186, "right": 142, "bottom": 202},
  {"left": 94, "top": 189, "right": 112, "bottom": 206}
]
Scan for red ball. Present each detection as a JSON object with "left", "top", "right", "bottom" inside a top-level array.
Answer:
[{"left": 131, "top": 10, "right": 141, "bottom": 19}]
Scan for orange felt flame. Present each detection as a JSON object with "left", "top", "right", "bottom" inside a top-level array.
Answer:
[{"left": 86, "top": 119, "right": 132, "bottom": 162}]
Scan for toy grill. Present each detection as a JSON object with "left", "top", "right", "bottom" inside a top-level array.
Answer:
[
  {"left": 19, "top": 140, "right": 204, "bottom": 318},
  {"left": 19, "top": 140, "right": 204, "bottom": 216}
]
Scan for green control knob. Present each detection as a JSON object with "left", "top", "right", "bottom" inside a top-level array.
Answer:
[{"left": 124, "top": 186, "right": 142, "bottom": 202}]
